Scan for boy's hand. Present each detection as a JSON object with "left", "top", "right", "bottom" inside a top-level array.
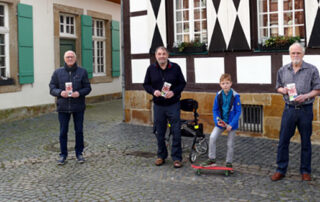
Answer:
[
  {"left": 226, "top": 125, "right": 232, "bottom": 132},
  {"left": 218, "top": 120, "right": 227, "bottom": 128}
]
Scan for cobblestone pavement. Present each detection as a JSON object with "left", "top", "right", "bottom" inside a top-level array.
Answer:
[{"left": 1, "top": 99, "right": 320, "bottom": 201}]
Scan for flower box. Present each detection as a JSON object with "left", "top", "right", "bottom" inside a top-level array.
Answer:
[
  {"left": 171, "top": 41, "right": 207, "bottom": 54},
  {"left": 0, "top": 78, "right": 14, "bottom": 86},
  {"left": 257, "top": 36, "right": 300, "bottom": 52}
]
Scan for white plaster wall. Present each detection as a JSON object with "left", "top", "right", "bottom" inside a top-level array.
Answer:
[
  {"left": 130, "top": 15, "right": 149, "bottom": 54},
  {"left": 130, "top": 0, "right": 147, "bottom": 12},
  {"left": 131, "top": 59, "right": 150, "bottom": 83},
  {"left": 305, "top": 0, "right": 319, "bottom": 47},
  {"left": 0, "top": 0, "right": 121, "bottom": 110},
  {"left": 194, "top": 57, "right": 224, "bottom": 83},
  {"left": 236, "top": 56, "right": 271, "bottom": 84},
  {"left": 206, "top": 0, "right": 216, "bottom": 47},
  {"left": 147, "top": 0, "right": 167, "bottom": 48},
  {"left": 131, "top": 58, "right": 186, "bottom": 84},
  {"left": 169, "top": 58, "right": 187, "bottom": 81},
  {"left": 283, "top": 54, "right": 320, "bottom": 73}
]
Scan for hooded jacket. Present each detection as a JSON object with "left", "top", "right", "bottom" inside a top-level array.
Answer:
[
  {"left": 49, "top": 63, "right": 91, "bottom": 112},
  {"left": 213, "top": 89, "right": 241, "bottom": 130}
]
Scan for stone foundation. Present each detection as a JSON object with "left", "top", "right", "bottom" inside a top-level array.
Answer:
[
  {"left": 125, "top": 90, "right": 320, "bottom": 144},
  {"left": 0, "top": 92, "right": 122, "bottom": 123}
]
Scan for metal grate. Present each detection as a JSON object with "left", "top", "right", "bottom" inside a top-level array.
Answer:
[{"left": 239, "top": 104, "right": 263, "bottom": 133}]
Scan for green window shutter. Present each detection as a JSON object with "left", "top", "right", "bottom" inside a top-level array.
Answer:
[
  {"left": 17, "top": 3, "right": 34, "bottom": 84},
  {"left": 81, "top": 15, "right": 93, "bottom": 79},
  {"left": 111, "top": 20, "right": 120, "bottom": 77}
]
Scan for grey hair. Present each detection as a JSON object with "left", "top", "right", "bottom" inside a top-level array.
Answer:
[
  {"left": 289, "top": 42, "right": 305, "bottom": 54},
  {"left": 64, "top": 50, "right": 77, "bottom": 59},
  {"left": 155, "top": 46, "right": 168, "bottom": 54}
]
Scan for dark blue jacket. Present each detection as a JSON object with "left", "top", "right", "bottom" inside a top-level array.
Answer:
[
  {"left": 49, "top": 63, "right": 91, "bottom": 112},
  {"left": 143, "top": 60, "right": 186, "bottom": 106},
  {"left": 213, "top": 89, "right": 241, "bottom": 130}
]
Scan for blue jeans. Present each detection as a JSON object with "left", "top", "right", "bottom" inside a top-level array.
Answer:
[
  {"left": 58, "top": 111, "right": 84, "bottom": 158},
  {"left": 276, "top": 104, "right": 313, "bottom": 175},
  {"left": 153, "top": 102, "right": 182, "bottom": 161}
]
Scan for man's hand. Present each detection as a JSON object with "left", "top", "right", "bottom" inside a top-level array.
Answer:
[
  {"left": 71, "top": 91, "right": 80, "bottom": 98},
  {"left": 60, "top": 90, "right": 68, "bottom": 98},
  {"left": 294, "top": 94, "right": 309, "bottom": 103},
  {"left": 278, "top": 87, "right": 288, "bottom": 95},
  {"left": 153, "top": 90, "right": 161, "bottom": 97},
  {"left": 165, "top": 91, "right": 174, "bottom": 99}
]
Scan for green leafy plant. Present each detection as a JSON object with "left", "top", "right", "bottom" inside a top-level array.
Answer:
[
  {"left": 173, "top": 41, "right": 207, "bottom": 52},
  {"left": 263, "top": 36, "right": 300, "bottom": 50}
]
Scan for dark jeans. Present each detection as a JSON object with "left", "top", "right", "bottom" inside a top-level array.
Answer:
[
  {"left": 58, "top": 111, "right": 84, "bottom": 158},
  {"left": 154, "top": 102, "right": 182, "bottom": 161},
  {"left": 276, "top": 104, "right": 313, "bottom": 175}
]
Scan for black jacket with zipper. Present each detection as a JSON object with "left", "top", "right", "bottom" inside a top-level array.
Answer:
[
  {"left": 143, "top": 60, "right": 186, "bottom": 106},
  {"left": 49, "top": 63, "right": 91, "bottom": 112}
]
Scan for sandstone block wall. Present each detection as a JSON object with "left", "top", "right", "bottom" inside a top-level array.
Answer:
[{"left": 125, "top": 90, "right": 320, "bottom": 144}]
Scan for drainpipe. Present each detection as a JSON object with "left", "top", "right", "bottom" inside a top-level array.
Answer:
[{"left": 121, "top": 1, "right": 125, "bottom": 122}]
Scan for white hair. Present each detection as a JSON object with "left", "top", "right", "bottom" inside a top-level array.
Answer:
[
  {"left": 289, "top": 42, "right": 305, "bottom": 54},
  {"left": 64, "top": 50, "right": 77, "bottom": 59}
]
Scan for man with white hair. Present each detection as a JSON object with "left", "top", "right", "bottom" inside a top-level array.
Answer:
[
  {"left": 49, "top": 50, "right": 91, "bottom": 165},
  {"left": 271, "top": 43, "right": 320, "bottom": 181}
]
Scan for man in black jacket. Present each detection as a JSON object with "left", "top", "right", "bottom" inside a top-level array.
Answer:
[
  {"left": 143, "top": 46, "right": 186, "bottom": 168},
  {"left": 49, "top": 50, "right": 91, "bottom": 165}
]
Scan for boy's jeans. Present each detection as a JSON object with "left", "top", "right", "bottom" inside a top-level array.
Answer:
[
  {"left": 208, "top": 127, "right": 236, "bottom": 163},
  {"left": 58, "top": 111, "right": 84, "bottom": 158},
  {"left": 153, "top": 102, "right": 182, "bottom": 161}
]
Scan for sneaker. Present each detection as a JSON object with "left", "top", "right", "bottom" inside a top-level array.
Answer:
[
  {"left": 57, "top": 156, "right": 67, "bottom": 165},
  {"left": 200, "top": 158, "right": 216, "bottom": 167},
  {"left": 226, "top": 162, "right": 234, "bottom": 174},
  {"left": 76, "top": 155, "right": 85, "bottom": 163}
]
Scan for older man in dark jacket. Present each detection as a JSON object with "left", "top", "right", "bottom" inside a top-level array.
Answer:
[{"left": 49, "top": 50, "right": 91, "bottom": 165}]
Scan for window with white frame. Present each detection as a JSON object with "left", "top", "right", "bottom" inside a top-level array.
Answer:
[
  {"left": 174, "top": 0, "right": 207, "bottom": 43},
  {"left": 92, "top": 19, "right": 106, "bottom": 75},
  {"left": 257, "top": 0, "right": 305, "bottom": 44},
  {"left": 0, "top": 3, "right": 9, "bottom": 79},
  {"left": 60, "top": 14, "right": 76, "bottom": 37}
]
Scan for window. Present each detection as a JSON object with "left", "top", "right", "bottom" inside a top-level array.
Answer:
[
  {"left": 239, "top": 105, "right": 263, "bottom": 133},
  {"left": 92, "top": 19, "right": 106, "bottom": 76},
  {"left": 60, "top": 14, "right": 76, "bottom": 37},
  {"left": 0, "top": 3, "right": 9, "bottom": 79},
  {"left": 174, "top": 0, "right": 207, "bottom": 43},
  {"left": 257, "top": 0, "right": 305, "bottom": 44}
]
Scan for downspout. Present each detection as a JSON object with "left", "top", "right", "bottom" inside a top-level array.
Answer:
[{"left": 121, "top": 1, "right": 125, "bottom": 122}]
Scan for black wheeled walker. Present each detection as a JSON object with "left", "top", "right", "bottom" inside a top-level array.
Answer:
[{"left": 166, "top": 99, "right": 208, "bottom": 163}]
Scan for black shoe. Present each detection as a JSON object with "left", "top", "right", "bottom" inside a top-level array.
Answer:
[
  {"left": 76, "top": 155, "right": 85, "bottom": 163},
  {"left": 57, "top": 156, "right": 67, "bottom": 165}
]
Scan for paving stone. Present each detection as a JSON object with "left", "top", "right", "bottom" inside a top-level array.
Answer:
[{"left": 0, "top": 99, "right": 320, "bottom": 201}]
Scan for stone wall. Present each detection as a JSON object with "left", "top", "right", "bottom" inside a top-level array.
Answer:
[{"left": 125, "top": 90, "right": 320, "bottom": 144}]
